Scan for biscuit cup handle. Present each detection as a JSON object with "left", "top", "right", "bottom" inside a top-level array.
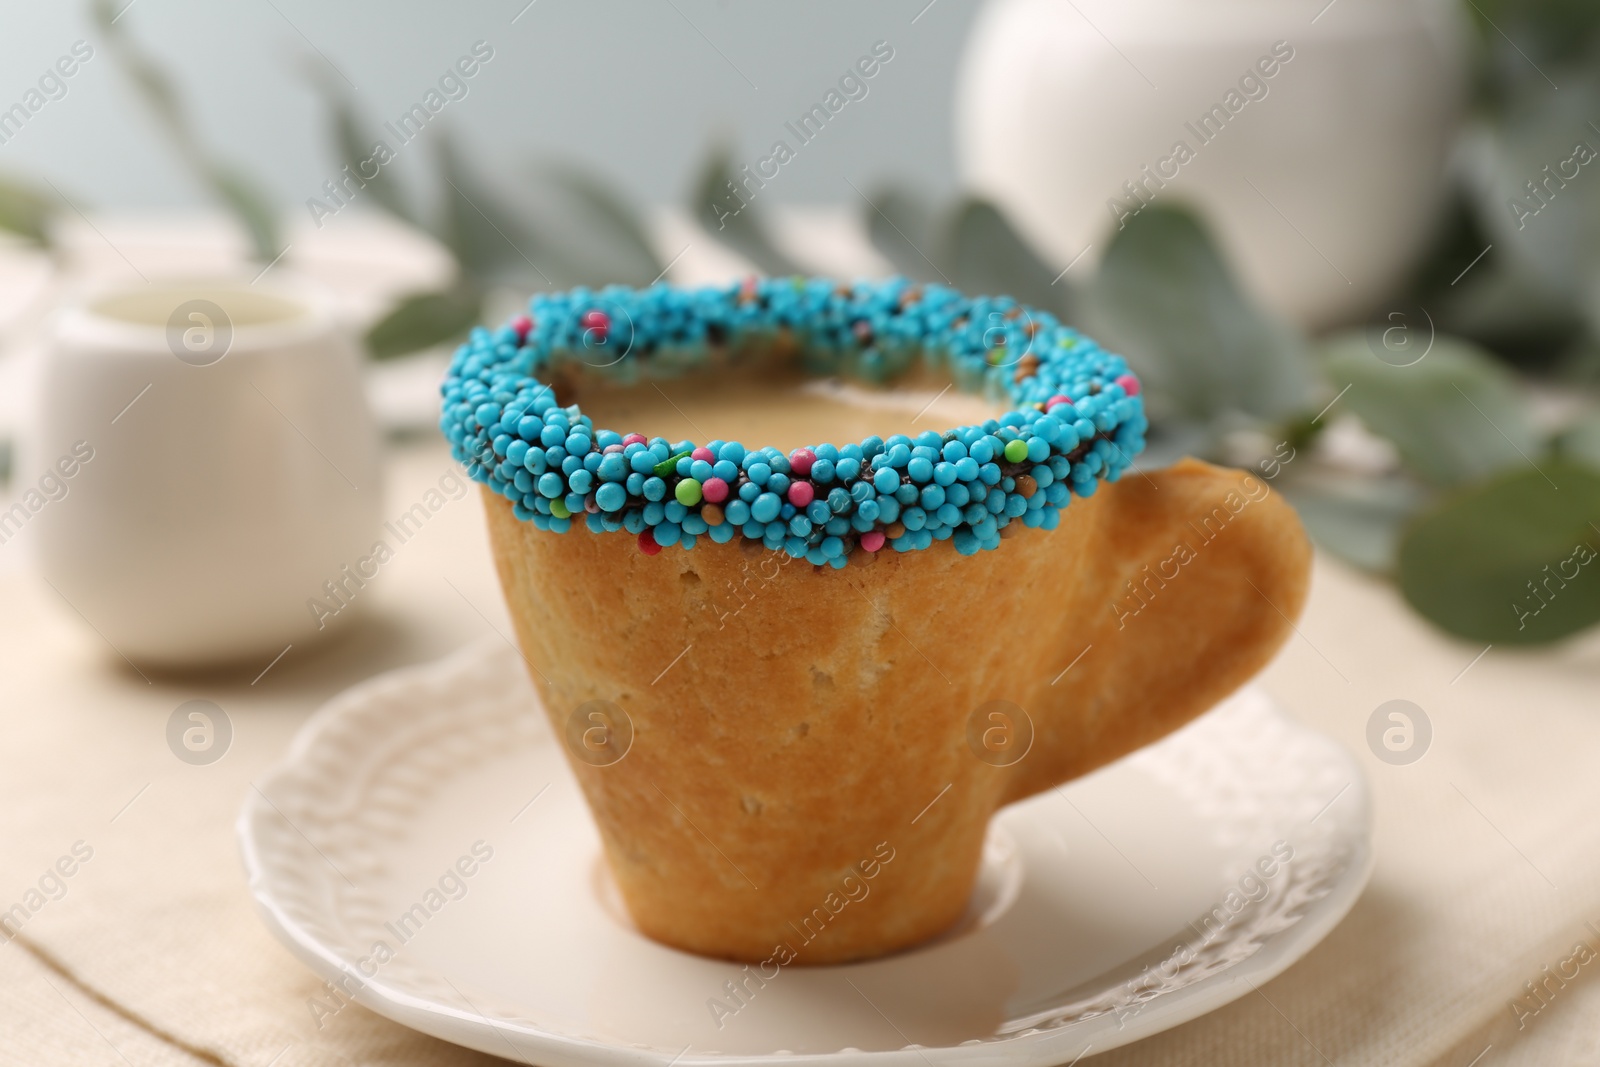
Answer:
[{"left": 1001, "top": 458, "right": 1313, "bottom": 804}]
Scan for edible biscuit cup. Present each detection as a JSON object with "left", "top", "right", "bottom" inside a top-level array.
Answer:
[{"left": 443, "top": 278, "right": 1310, "bottom": 964}]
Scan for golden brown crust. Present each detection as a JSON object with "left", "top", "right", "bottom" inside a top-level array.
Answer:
[
  {"left": 483, "top": 458, "right": 1311, "bottom": 963},
  {"left": 999, "top": 458, "right": 1313, "bottom": 802}
]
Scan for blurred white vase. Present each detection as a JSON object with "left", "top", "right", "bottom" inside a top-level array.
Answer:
[
  {"left": 30, "top": 277, "right": 382, "bottom": 668},
  {"left": 955, "top": 0, "right": 1470, "bottom": 329}
]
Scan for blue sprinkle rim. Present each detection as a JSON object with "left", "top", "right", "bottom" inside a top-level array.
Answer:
[{"left": 439, "top": 276, "right": 1149, "bottom": 567}]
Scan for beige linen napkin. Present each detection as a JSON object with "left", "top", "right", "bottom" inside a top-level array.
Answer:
[
  {"left": 3, "top": 440, "right": 1599, "bottom": 1065},
  {"left": 0, "top": 443, "right": 510, "bottom": 1066},
  {"left": 0, "top": 941, "right": 211, "bottom": 1067},
  {"left": 1431, "top": 965, "right": 1600, "bottom": 1066}
]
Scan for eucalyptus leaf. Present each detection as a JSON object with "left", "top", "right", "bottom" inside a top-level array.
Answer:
[
  {"left": 1469, "top": 76, "right": 1600, "bottom": 309},
  {"left": 1402, "top": 184, "right": 1584, "bottom": 369},
  {"left": 0, "top": 176, "right": 54, "bottom": 245},
  {"left": 303, "top": 66, "right": 414, "bottom": 223},
  {"left": 1397, "top": 460, "right": 1600, "bottom": 644},
  {"left": 1429, "top": 253, "right": 1586, "bottom": 370},
  {"left": 204, "top": 165, "right": 280, "bottom": 262},
  {"left": 863, "top": 186, "right": 944, "bottom": 283},
  {"left": 1087, "top": 204, "right": 1311, "bottom": 427},
  {"left": 366, "top": 287, "right": 482, "bottom": 361},
  {"left": 94, "top": 0, "right": 280, "bottom": 260},
  {"left": 1556, "top": 412, "right": 1600, "bottom": 468},
  {"left": 1407, "top": 186, "right": 1496, "bottom": 299},
  {"left": 1321, "top": 333, "right": 1541, "bottom": 489},
  {"left": 434, "top": 131, "right": 549, "bottom": 288},
  {"left": 1280, "top": 471, "right": 1428, "bottom": 575},
  {"left": 944, "top": 198, "right": 1073, "bottom": 320},
  {"left": 94, "top": 0, "right": 185, "bottom": 140},
  {"left": 525, "top": 164, "right": 664, "bottom": 287},
  {"left": 690, "top": 143, "right": 803, "bottom": 277},
  {"left": 1466, "top": 0, "right": 1600, "bottom": 93}
]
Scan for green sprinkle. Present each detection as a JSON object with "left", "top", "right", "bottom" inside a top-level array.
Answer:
[
  {"left": 549, "top": 498, "right": 571, "bottom": 519},
  {"left": 988, "top": 346, "right": 1007, "bottom": 365},
  {"left": 653, "top": 450, "right": 692, "bottom": 477},
  {"left": 675, "top": 478, "right": 703, "bottom": 506},
  {"left": 1003, "top": 439, "right": 1029, "bottom": 464}
]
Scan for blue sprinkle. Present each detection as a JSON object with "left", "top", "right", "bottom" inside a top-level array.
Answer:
[
  {"left": 439, "top": 276, "right": 1146, "bottom": 559},
  {"left": 751, "top": 492, "right": 782, "bottom": 523}
]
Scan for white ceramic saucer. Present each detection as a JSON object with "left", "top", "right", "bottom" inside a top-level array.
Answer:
[{"left": 239, "top": 640, "right": 1371, "bottom": 1065}]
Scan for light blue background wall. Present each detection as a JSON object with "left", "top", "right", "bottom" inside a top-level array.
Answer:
[{"left": 0, "top": 1, "right": 979, "bottom": 217}]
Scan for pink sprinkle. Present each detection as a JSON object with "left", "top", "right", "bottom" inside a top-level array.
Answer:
[
  {"left": 637, "top": 530, "right": 661, "bottom": 556},
  {"left": 860, "top": 530, "right": 886, "bottom": 552},
  {"left": 622, "top": 433, "right": 647, "bottom": 447},
  {"left": 702, "top": 477, "right": 730, "bottom": 503},
  {"left": 581, "top": 309, "right": 610, "bottom": 343},
  {"left": 1115, "top": 373, "right": 1141, "bottom": 397},
  {"left": 1046, "top": 394, "right": 1073, "bottom": 412},
  {"left": 788, "top": 448, "right": 816, "bottom": 477},
  {"left": 510, "top": 314, "right": 533, "bottom": 339},
  {"left": 787, "top": 481, "right": 815, "bottom": 508},
  {"left": 603, "top": 443, "right": 625, "bottom": 454},
  {"left": 691, "top": 447, "right": 715, "bottom": 463}
]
